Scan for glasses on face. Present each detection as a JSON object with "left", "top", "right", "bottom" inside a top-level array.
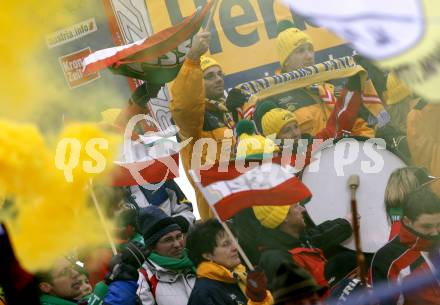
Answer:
[
  {"left": 157, "top": 233, "right": 184, "bottom": 246},
  {"left": 55, "top": 266, "right": 78, "bottom": 278}
]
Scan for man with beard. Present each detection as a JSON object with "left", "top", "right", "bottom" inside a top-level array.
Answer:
[{"left": 370, "top": 188, "right": 440, "bottom": 305}]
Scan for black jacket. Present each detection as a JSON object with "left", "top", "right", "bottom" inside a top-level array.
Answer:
[
  {"left": 259, "top": 218, "right": 352, "bottom": 288},
  {"left": 187, "top": 277, "right": 247, "bottom": 305}
]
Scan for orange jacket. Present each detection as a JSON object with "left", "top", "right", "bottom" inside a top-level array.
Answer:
[
  {"left": 292, "top": 85, "right": 375, "bottom": 138},
  {"left": 170, "top": 59, "right": 235, "bottom": 219},
  {"left": 407, "top": 102, "right": 440, "bottom": 197}
]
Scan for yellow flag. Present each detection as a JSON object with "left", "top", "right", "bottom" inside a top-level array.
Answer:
[
  {"left": 284, "top": 0, "right": 440, "bottom": 102},
  {"left": 380, "top": 0, "right": 440, "bottom": 102}
]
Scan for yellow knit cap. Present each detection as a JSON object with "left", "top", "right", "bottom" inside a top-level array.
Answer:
[
  {"left": 383, "top": 72, "right": 412, "bottom": 105},
  {"left": 236, "top": 134, "right": 279, "bottom": 160},
  {"left": 262, "top": 108, "right": 298, "bottom": 137},
  {"left": 253, "top": 205, "right": 290, "bottom": 229},
  {"left": 200, "top": 55, "right": 221, "bottom": 72},
  {"left": 276, "top": 28, "right": 313, "bottom": 67}
]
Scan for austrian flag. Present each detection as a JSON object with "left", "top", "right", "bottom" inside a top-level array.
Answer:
[
  {"left": 82, "top": 1, "right": 213, "bottom": 84},
  {"left": 112, "top": 136, "right": 184, "bottom": 187},
  {"left": 190, "top": 161, "right": 312, "bottom": 221}
]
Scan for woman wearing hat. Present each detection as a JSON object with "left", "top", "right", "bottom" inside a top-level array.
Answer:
[
  {"left": 251, "top": 99, "right": 333, "bottom": 167},
  {"left": 186, "top": 219, "right": 273, "bottom": 305},
  {"left": 254, "top": 100, "right": 302, "bottom": 141},
  {"left": 254, "top": 98, "right": 363, "bottom": 145}
]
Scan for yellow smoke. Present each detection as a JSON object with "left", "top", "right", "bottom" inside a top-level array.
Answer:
[
  {"left": 1, "top": 2, "right": 71, "bottom": 119},
  {"left": 0, "top": 2, "right": 128, "bottom": 271},
  {"left": 0, "top": 1, "right": 126, "bottom": 121},
  {"left": 0, "top": 120, "right": 121, "bottom": 271}
]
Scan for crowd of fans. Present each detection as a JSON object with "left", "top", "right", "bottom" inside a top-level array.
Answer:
[{"left": 1, "top": 19, "right": 440, "bottom": 305}]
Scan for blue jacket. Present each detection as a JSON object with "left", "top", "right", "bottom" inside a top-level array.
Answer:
[{"left": 103, "top": 280, "right": 137, "bottom": 305}]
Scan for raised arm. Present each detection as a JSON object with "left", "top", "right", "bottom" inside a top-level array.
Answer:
[{"left": 170, "top": 32, "right": 211, "bottom": 139}]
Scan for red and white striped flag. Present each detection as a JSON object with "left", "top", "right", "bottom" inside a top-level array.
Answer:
[
  {"left": 112, "top": 153, "right": 179, "bottom": 187},
  {"left": 82, "top": 1, "right": 213, "bottom": 84},
  {"left": 190, "top": 159, "right": 312, "bottom": 221},
  {"left": 111, "top": 133, "right": 186, "bottom": 187}
]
